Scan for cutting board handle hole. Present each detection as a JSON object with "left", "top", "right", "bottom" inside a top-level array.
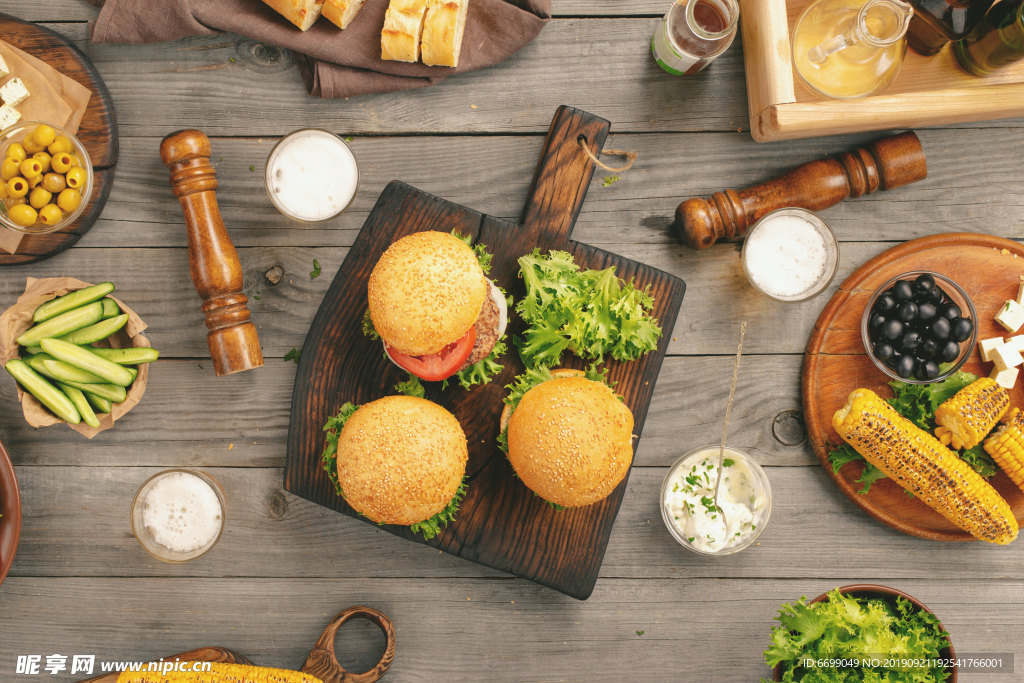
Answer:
[
  {"left": 577, "top": 134, "right": 589, "bottom": 145},
  {"left": 303, "top": 606, "right": 396, "bottom": 683},
  {"left": 330, "top": 615, "right": 389, "bottom": 674}
]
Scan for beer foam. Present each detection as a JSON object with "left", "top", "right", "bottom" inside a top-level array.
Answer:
[
  {"left": 744, "top": 214, "right": 828, "bottom": 298},
  {"left": 142, "top": 472, "right": 223, "bottom": 554}
]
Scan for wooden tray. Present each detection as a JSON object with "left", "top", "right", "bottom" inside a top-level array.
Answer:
[
  {"left": 284, "top": 106, "right": 686, "bottom": 600},
  {"left": 0, "top": 438, "right": 20, "bottom": 588},
  {"left": 803, "top": 233, "right": 1024, "bottom": 541},
  {"left": 741, "top": 0, "right": 1024, "bottom": 143},
  {"left": 0, "top": 13, "right": 118, "bottom": 265}
]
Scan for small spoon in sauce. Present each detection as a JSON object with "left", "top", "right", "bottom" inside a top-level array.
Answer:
[{"left": 712, "top": 321, "right": 747, "bottom": 525}]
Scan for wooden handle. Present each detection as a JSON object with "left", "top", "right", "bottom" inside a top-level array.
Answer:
[
  {"left": 76, "top": 647, "right": 253, "bottom": 682},
  {"left": 302, "top": 606, "right": 396, "bottom": 683},
  {"left": 519, "top": 105, "right": 611, "bottom": 251},
  {"left": 675, "top": 131, "right": 927, "bottom": 249},
  {"left": 160, "top": 129, "right": 264, "bottom": 376}
]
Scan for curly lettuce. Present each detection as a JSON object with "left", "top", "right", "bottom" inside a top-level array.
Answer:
[
  {"left": 394, "top": 374, "right": 426, "bottom": 398},
  {"left": 362, "top": 308, "right": 380, "bottom": 340},
  {"left": 321, "top": 402, "right": 361, "bottom": 498},
  {"left": 455, "top": 336, "right": 507, "bottom": 390},
  {"left": 452, "top": 230, "right": 493, "bottom": 274},
  {"left": 410, "top": 478, "right": 468, "bottom": 540}
]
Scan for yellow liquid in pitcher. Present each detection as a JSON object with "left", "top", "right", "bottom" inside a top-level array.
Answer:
[{"left": 793, "top": 0, "right": 907, "bottom": 99}]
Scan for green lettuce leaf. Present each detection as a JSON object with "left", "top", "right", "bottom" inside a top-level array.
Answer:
[
  {"left": 455, "top": 337, "right": 507, "bottom": 390},
  {"left": 321, "top": 402, "right": 360, "bottom": 498},
  {"left": 394, "top": 374, "right": 425, "bottom": 398},
  {"left": 362, "top": 308, "right": 380, "bottom": 340},
  {"left": 409, "top": 478, "right": 468, "bottom": 540},
  {"left": 960, "top": 443, "right": 998, "bottom": 478},
  {"left": 451, "top": 231, "right": 493, "bottom": 274}
]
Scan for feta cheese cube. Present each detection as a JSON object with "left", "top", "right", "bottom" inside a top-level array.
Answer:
[
  {"left": 991, "top": 366, "right": 1019, "bottom": 390},
  {"left": 995, "top": 299, "right": 1024, "bottom": 333},
  {"left": 1009, "top": 335, "right": 1024, "bottom": 352},
  {"left": 979, "top": 337, "right": 1005, "bottom": 363},
  {"left": 0, "top": 77, "right": 29, "bottom": 107},
  {"left": 0, "top": 104, "right": 20, "bottom": 131},
  {"left": 0, "top": 55, "right": 8, "bottom": 80},
  {"left": 991, "top": 342, "right": 1024, "bottom": 371}
]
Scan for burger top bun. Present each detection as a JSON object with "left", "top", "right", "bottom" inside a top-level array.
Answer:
[
  {"left": 368, "top": 231, "right": 488, "bottom": 357},
  {"left": 336, "top": 395, "right": 468, "bottom": 526},
  {"left": 506, "top": 372, "right": 635, "bottom": 508}
]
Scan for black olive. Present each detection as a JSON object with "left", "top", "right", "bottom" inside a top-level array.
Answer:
[
  {"left": 940, "top": 340, "right": 960, "bottom": 362},
  {"left": 896, "top": 354, "right": 916, "bottom": 378},
  {"left": 873, "top": 342, "right": 895, "bottom": 361},
  {"left": 951, "top": 317, "right": 974, "bottom": 342},
  {"left": 874, "top": 293, "right": 897, "bottom": 314},
  {"left": 913, "top": 273, "right": 935, "bottom": 295},
  {"left": 930, "top": 317, "right": 951, "bottom": 340},
  {"left": 927, "top": 287, "right": 945, "bottom": 305},
  {"left": 897, "top": 301, "right": 918, "bottom": 323},
  {"left": 892, "top": 280, "right": 914, "bottom": 302},
  {"left": 870, "top": 313, "right": 887, "bottom": 332},
  {"left": 917, "top": 302, "right": 937, "bottom": 323},
  {"left": 939, "top": 303, "right": 961, "bottom": 321},
  {"left": 923, "top": 360, "right": 940, "bottom": 380},
  {"left": 900, "top": 331, "right": 921, "bottom": 352},
  {"left": 920, "top": 338, "right": 939, "bottom": 358},
  {"left": 913, "top": 360, "right": 930, "bottom": 381},
  {"left": 882, "top": 319, "right": 904, "bottom": 341}
]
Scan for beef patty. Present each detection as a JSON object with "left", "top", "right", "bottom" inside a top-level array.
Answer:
[{"left": 464, "top": 292, "right": 501, "bottom": 367}]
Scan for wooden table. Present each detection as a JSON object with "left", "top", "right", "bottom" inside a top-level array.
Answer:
[{"left": 1, "top": 2, "right": 1022, "bottom": 681}]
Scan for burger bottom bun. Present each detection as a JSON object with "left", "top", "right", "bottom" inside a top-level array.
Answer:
[
  {"left": 507, "top": 373, "right": 635, "bottom": 508},
  {"left": 337, "top": 395, "right": 468, "bottom": 526}
]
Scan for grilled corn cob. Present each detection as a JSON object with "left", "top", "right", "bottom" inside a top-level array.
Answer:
[
  {"left": 117, "top": 663, "right": 324, "bottom": 683},
  {"left": 934, "top": 378, "right": 1010, "bottom": 450},
  {"left": 833, "top": 388, "right": 1018, "bottom": 544},
  {"left": 985, "top": 407, "right": 1024, "bottom": 493}
]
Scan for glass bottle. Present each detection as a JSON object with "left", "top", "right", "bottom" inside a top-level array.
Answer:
[
  {"left": 954, "top": 0, "right": 1024, "bottom": 75},
  {"left": 793, "top": 0, "right": 915, "bottom": 99},
  {"left": 906, "top": 0, "right": 995, "bottom": 56},
  {"left": 651, "top": 0, "right": 740, "bottom": 76}
]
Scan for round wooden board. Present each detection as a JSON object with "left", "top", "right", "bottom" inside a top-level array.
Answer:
[
  {"left": 0, "top": 13, "right": 118, "bottom": 266},
  {"left": 0, "top": 438, "right": 21, "bottom": 588},
  {"left": 803, "top": 232, "right": 1024, "bottom": 542}
]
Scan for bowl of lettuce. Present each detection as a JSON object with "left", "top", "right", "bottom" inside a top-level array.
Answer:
[{"left": 766, "top": 585, "right": 956, "bottom": 683}]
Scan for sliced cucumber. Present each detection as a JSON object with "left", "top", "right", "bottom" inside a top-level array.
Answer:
[
  {"left": 42, "top": 359, "right": 105, "bottom": 385},
  {"left": 16, "top": 301, "right": 104, "bottom": 347},
  {"left": 57, "top": 379, "right": 127, "bottom": 404},
  {"left": 58, "top": 314, "right": 129, "bottom": 345},
  {"left": 126, "top": 367, "right": 138, "bottom": 382},
  {"left": 85, "top": 347, "right": 159, "bottom": 365},
  {"left": 23, "top": 353, "right": 62, "bottom": 381},
  {"left": 32, "top": 282, "right": 114, "bottom": 323},
  {"left": 57, "top": 382, "right": 101, "bottom": 428},
  {"left": 5, "top": 359, "right": 81, "bottom": 424},
  {"left": 86, "top": 392, "right": 112, "bottom": 414},
  {"left": 24, "top": 346, "right": 43, "bottom": 355},
  {"left": 40, "top": 339, "right": 135, "bottom": 387},
  {"left": 101, "top": 298, "right": 120, "bottom": 319}
]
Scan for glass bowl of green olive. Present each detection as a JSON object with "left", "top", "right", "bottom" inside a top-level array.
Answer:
[{"left": 0, "top": 121, "right": 93, "bottom": 235}]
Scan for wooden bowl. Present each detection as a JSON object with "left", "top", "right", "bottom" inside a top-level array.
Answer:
[
  {"left": 0, "top": 437, "right": 22, "bottom": 588},
  {"left": 772, "top": 584, "right": 956, "bottom": 682}
]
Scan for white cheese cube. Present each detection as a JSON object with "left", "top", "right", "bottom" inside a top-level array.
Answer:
[
  {"left": 990, "top": 366, "right": 1019, "bottom": 390},
  {"left": 995, "top": 299, "right": 1024, "bottom": 333},
  {"left": 0, "top": 55, "right": 8, "bottom": 79},
  {"left": 991, "top": 342, "right": 1024, "bottom": 371},
  {"left": 0, "top": 77, "right": 29, "bottom": 107},
  {"left": 0, "top": 104, "right": 20, "bottom": 131},
  {"left": 979, "top": 337, "right": 1005, "bottom": 363},
  {"left": 1009, "top": 335, "right": 1024, "bottom": 352}
]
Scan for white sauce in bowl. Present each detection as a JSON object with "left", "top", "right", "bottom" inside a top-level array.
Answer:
[
  {"left": 268, "top": 130, "right": 358, "bottom": 221},
  {"left": 744, "top": 213, "right": 828, "bottom": 298},
  {"left": 142, "top": 472, "right": 223, "bottom": 554},
  {"left": 663, "top": 449, "right": 768, "bottom": 553}
]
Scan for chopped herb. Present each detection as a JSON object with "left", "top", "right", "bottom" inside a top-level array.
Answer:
[
  {"left": 249, "top": 165, "right": 255, "bottom": 171},
  {"left": 229, "top": 57, "right": 236, "bottom": 63},
  {"left": 344, "top": 136, "right": 354, "bottom": 142},
  {"left": 310, "top": 259, "right": 322, "bottom": 279},
  {"left": 635, "top": 630, "right": 644, "bottom": 636},
  {"left": 284, "top": 347, "right": 301, "bottom": 364},
  {"left": 688, "top": 537, "right": 695, "bottom": 543},
  {"left": 198, "top": 364, "right": 203, "bottom": 369},
  {"left": 723, "top": 458, "right": 735, "bottom": 467},
  {"left": 672, "top": 483, "right": 679, "bottom": 492},
  {"left": 603, "top": 175, "right": 620, "bottom": 187},
  {"left": 699, "top": 496, "right": 718, "bottom": 514},
  {"left": 253, "top": 290, "right": 261, "bottom": 301}
]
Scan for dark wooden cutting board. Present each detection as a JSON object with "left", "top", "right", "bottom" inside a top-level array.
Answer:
[
  {"left": 0, "top": 13, "right": 118, "bottom": 265},
  {"left": 284, "top": 106, "right": 686, "bottom": 599}
]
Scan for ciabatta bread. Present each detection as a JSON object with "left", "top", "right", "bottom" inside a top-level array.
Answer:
[
  {"left": 381, "top": 0, "right": 429, "bottom": 63},
  {"left": 421, "top": 0, "right": 469, "bottom": 67},
  {"left": 322, "top": 0, "right": 368, "bottom": 28},
  {"left": 262, "top": 0, "right": 325, "bottom": 30}
]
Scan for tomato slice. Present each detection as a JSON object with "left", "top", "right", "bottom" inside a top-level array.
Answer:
[{"left": 385, "top": 327, "right": 477, "bottom": 382}]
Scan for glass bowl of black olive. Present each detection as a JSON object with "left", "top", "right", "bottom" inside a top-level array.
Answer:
[{"left": 860, "top": 271, "right": 977, "bottom": 384}]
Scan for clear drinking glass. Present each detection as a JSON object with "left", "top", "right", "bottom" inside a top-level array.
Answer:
[{"left": 130, "top": 469, "right": 226, "bottom": 563}]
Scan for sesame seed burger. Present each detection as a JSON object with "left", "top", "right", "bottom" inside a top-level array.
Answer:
[
  {"left": 321, "top": 395, "right": 469, "bottom": 539},
  {"left": 499, "top": 367, "right": 635, "bottom": 509},
  {"left": 363, "top": 230, "right": 508, "bottom": 387}
]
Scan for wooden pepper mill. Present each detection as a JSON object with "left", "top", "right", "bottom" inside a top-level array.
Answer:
[
  {"left": 160, "top": 129, "right": 264, "bottom": 376},
  {"left": 675, "top": 131, "right": 928, "bottom": 249}
]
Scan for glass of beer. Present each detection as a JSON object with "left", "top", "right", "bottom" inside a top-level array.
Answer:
[{"left": 130, "top": 469, "right": 226, "bottom": 563}]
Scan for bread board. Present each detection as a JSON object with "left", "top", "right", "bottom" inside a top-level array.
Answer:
[
  {"left": 741, "top": 0, "right": 1024, "bottom": 143},
  {"left": 803, "top": 233, "right": 1024, "bottom": 541},
  {"left": 0, "top": 13, "right": 118, "bottom": 265},
  {"left": 284, "top": 105, "right": 686, "bottom": 600}
]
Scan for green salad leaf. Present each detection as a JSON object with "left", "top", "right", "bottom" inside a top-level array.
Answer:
[
  {"left": 960, "top": 443, "right": 998, "bottom": 478},
  {"left": 455, "top": 337, "right": 507, "bottom": 390},
  {"left": 409, "top": 478, "right": 468, "bottom": 540},
  {"left": 362, "top": 309, "right": 380, "bottom": 340},
  {"left": 762, "top": 588, "right": 950, "bottom": 683},
  {"left": 394, "top": 374, "right": 425, "bottom": 398},
  {"left": 514, "top": 248, "right": 661, "bottom": 367},
  {"left": 452, "top": 230, "right": 493, "bottom": 275},
  {"left": 321, "top": 402, "right": 361, "bottom": 498}
]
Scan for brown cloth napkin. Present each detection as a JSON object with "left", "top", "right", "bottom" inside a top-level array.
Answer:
[
  {"left": 0, "top": 41, "right": 93, "bottom": 255},
  {"left": 86, "top": 0, "right": 551, "bottom": 99}
]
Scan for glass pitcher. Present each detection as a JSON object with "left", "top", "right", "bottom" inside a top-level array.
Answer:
[{"left": 793, "top": 0, "right": 915, "bottom": 99}]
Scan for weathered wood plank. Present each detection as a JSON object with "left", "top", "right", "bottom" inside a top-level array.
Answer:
[
  {"left": 0, "top": 356, "right": 812, "bottom": 467},
  {"left": 63, "top": 128, "right": 1024, "bottom": 250},
  {"left": 9, "top": 465, "right": 1024, "bottom": 580},
  {"left": 0, "top": 576, "right": 1018, "bottom": 682}
]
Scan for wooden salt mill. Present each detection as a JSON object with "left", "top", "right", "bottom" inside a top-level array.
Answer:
[
  {"left": 675, "top": 131, "right": 928, "bottom": 249},
  {"left": 161, "top": 129, "right": 264, "bottom": 376}
]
